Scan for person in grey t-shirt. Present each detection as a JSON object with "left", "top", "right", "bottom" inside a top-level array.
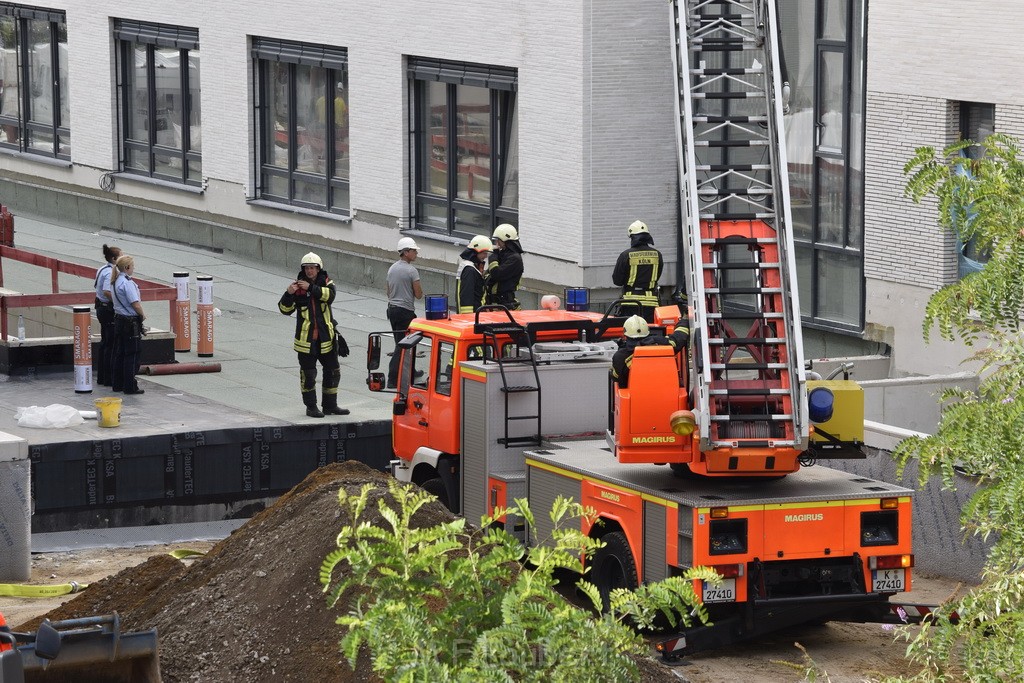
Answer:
[{"left": 386, "top": 237, "right": 423, "bottom": 387}]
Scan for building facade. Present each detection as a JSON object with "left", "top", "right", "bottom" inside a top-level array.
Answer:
[{"left": 0, "top": 0, "right": 1020, "bottom": 378}]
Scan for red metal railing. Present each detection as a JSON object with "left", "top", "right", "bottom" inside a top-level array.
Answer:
[{"left": 0, "top": 245, "right": 176, "bottom": 340}]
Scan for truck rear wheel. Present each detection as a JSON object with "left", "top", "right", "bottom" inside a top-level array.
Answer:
[
  {"left": 420, "top": 477, "right": 451, "bottom": 510},
  {"left": 591, "top": 531, "right": 638, "bottom": 611}
]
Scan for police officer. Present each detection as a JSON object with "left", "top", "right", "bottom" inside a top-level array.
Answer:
[
  {"left": 611, "top": 315, "right": 689, "bottom": 389},
  {"left": 612, "top": 220, "right": 663, "bottom": 321},
  {"left": 484, "top": 223, "right": 524, "bottom": 310},
  {"left": 456, "top": 235, "right": 493, "bottom": 313},
  {"left": 279, "top": 252, "right": 349, "bottom": 418},
  {"left": 110, "top": 254, "right": 146, "bottom": 395}
]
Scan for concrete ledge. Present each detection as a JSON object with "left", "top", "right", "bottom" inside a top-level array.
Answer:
[{"left": 0, "top": 331, "right": 175, "bottom": 375}]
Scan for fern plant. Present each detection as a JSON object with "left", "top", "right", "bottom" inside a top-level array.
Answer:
[{"left": 320, "top": 478, "right": 715, "bottom": 682}]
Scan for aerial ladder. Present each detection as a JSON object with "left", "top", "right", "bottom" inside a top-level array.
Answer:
[{"left": 668, "top": 0, "right": 808, "bottom": 475}]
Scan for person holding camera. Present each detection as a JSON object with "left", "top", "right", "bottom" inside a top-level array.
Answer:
[
  {"left": 110, "top": 254, "right": 146, "bottom": 395},
  {"left": 279, "top": 252, "right": 350, "bottom": 418}
]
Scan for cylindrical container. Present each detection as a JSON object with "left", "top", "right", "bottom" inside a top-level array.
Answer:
[
  {"left": 94, "top": 397, "right": 122, "bottom": 427},
  {"left": 424, "top": 294, "right": 449, "bottom": 320},
  {"left": 173, "top": 271, "right": 192, "bottom": 353},
  {"left": 197, "top": 275, "right": 214, "bottom": 357},
  {"left": 0, "top": 434, "right": 30, "bottom": 581},
  {"left": 565, "top": 287, "right": 590, "bottom": 312},
  {"left": 73, "top": 305, "right": 93, "bottom": 393},
  {"left": 17, "top": 314, "right": 24, "bottom": 340}
]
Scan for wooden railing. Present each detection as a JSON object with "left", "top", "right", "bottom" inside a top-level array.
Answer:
[{"left": 0, "top": 245, "right": 176, "bottom": 340}]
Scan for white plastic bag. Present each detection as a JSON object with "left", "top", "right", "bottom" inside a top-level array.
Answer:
[{"left": 15, "top": 404, "right": 86, "bottom": 429}]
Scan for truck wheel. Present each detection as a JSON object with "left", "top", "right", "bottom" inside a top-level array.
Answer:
[
  {"left": 591, "top": 531, "right": 638, "bottom": 611},
  {"left": 420, "top": 477, "right": 450, "bottom": 510}
]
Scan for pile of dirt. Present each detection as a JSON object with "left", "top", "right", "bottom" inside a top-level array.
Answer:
[{"left": 21, "top": 461, "right": 676, "bottom": 682}]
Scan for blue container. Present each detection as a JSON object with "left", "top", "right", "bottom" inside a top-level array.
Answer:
[
  {"left": 564, "top": 287, "right": 590, "bottom": 312},
  {"left": 425, "top": 294, "right": 449, "bottom": 320}
]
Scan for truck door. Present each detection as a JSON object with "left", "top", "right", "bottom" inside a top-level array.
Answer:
[{"left": 393, "top": 334, "right": 433, "bottom": 460}]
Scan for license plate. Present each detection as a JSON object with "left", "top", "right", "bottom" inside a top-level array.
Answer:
[
  {"left": 872, "top": 568, "right": 906, "bottom": 592},
  {"left": 702, "top": 578, "right": 736, "bottom": 603}
]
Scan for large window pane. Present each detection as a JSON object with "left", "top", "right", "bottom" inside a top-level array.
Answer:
[
  {"left": 818, "top": 50, "right": 844, "bottom": 154},
  {"left": 423, "top": 80, "right": 448, "bottom": 196},
  {"left": 456, "top": 84, "right": 490, "bottom": 204},
  {"left": 816, "top": 250, "right": 861, "bottom": 323},
  {"left": 500, "top": 98, "right": 519, "bottom": 209},
  {"left": 127, "top": 44, "right": 148, "bottom": 142},
  {"left": 26, "top": 20, "right": 52, "bottom": 126},
  {"left": 816, "top": 156, "right": 846, "bottom": 245},
  {"left": 264, "top": 61, "right": 289, "bottom": 170},
  {"left": 331, "top": 74, "right": 348, "bottom": 180},
  {"left": 154, "top": 47, "right": 181, "bottom": 150}
]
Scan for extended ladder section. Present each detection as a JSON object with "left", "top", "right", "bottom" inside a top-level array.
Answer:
[{"left": 670, "top": 0, "right": 808, "bottom": 461}]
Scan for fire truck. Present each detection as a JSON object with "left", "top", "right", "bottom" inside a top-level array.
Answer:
[{"left": 366, "top": 0, "right": 920, "bottom": 655}]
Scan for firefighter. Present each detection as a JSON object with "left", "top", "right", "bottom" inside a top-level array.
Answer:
[
  {"left": 279, "top": 252, "right": 349, "bottom": 418},
  {"left": 456, "top": 235, "right": 493, "bottom": 313},
  {"left": 611, "top": 314, "right": 689, "bottom": 389},
  {"left": 484, "top": 223, "right": 524, "bottom": 310},
  {"left": 612, "top": 219, "right": 663, "bottom": 321},
  {"left": 386, "top": 237, "right": 423, "bottom": 388}
]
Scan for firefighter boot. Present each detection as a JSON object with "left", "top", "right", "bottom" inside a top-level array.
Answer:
[
  {"left": 322, "top": 369, "right": 349, "bottom": 415},
  {"left": 303, "top": 391, "right": 324, "bottom": 418}
]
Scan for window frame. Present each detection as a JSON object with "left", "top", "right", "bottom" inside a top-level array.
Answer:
[
  {"left": 114, "top": 20, "right": 201, "bottom": 186},
  {"left": 0, "top": 3, "right": 69, "bottom": 160},
  {"left": 955, "top": 101, "right": 994, "bottom": 279},
  {"left": 251, "top": 37, "right": 350, "bottom": 216},
  {"left": 409, "top": 57, "right": 518, "bottom": 239}
]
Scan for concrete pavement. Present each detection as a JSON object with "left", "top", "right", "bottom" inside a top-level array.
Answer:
[{"left": 4, "top": 212, "right": 397, "bottom": 424}]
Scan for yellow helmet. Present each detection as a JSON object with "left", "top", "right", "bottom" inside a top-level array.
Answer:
[
  {"left": 301, "top": 252, "right": 323, "bottom": 268},
  {"left": 492, "top": 224, "right": 519, "bottom": 242},
  {"left": 623, "top": 315, "right": 649, "bottom": 339},
  {"left": 628, "top": 220, "right": 650, "bottom": 236},
  {"left": 468, "top": 235, "right": 494, "bottom": 252}
]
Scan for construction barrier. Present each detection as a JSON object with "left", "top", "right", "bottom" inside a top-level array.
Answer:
[
  {"left": 0, "top": 433, "right": 30, "bottom": 582},
  {"left": 173, "top": 271, "right": 191, "bottom": 353},
  {"left": 197, "top": 275, "right": 213, "bottom": 357},
  {"left": 0, "top": 204, "right": 13, "bottom": 247},
  {"left": 73, "top": 306, "right": 92, "bottom": 393}
]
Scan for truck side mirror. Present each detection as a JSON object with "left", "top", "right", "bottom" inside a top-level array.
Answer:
[{"left": 367, "top": 333, "right": 382, "bottom": 370}]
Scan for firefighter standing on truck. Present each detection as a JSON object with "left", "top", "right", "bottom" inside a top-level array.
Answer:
[
  {"left": 456, "top": 235, "right": 493, "bottom": 313},
  {"left": 484, "top": 223, "right": 524, "bottom": 310},
  {"left": 611, "top": 314, "right": 689, "bottom": 388},
  {"left": 612, "top": 220, "right": 663, "bottom": 322}
]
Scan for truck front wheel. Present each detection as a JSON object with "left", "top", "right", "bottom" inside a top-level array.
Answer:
[
  {"left": 591, "top": 531, "right": 638, "bottom": 611},
  {"left": 420, "top": 477, "right": 451, "bottom": 510}
]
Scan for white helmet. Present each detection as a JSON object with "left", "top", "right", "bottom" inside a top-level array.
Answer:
[
  {"left": 397, "top": 237, "right": 420, "bottom": 252},
  {"left": 468, "top": 235, "right": 494, "bottom": 253},
  {"left": 301, "top": 252, "right": 323, "bottom": 268},
  {"left": 628, "top": 220, "right": 650, "bottom": 236},
  {"left": 623, "top": 315, "right": 649, "bottom": 339},
  {"left": 492, "top": 224, "right": 519, "bottom": 242}
]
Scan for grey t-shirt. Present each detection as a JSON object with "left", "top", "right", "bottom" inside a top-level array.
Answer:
[{"left": 386, "top": 259, "right": 420, "bottom": 312}]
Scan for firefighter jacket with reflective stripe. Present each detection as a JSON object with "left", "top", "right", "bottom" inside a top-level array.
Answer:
[
  {"left": 279, "top": 271, "right": 338, "bottom": 354},
  {"left": 612, "top": 243, "right": 664, "bottom": 308},
  {"left": 456, "top": 253, "right": 486, "bottom": 314},
  {"left": 484, "top": 241, "right": 524, "bottom": 305},
  {"left": 611, "top": 327, "right": 689, "bottom": 388}
]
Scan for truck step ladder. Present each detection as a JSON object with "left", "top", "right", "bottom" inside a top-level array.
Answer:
[
  {"left": 670, "top": 0, "right": 808, "bottom": 464},
  {"left": 480, "top": 322, "right": 543, "bottom": 448}
]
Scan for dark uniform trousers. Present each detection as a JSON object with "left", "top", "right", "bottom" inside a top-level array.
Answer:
[{"left": 111, "top": 314, "right": 142, "bottom": 393}]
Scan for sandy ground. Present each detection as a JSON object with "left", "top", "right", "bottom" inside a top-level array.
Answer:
[{"left": 1, "top": 543, "right": 969, "bottom": 682}]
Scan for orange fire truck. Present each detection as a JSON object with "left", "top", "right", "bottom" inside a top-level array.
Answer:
[{"left": 365, "top": 0, "right": 923, "bottom": 655}]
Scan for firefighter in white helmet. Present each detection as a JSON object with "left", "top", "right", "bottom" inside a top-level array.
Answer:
[
  {"left": 611, "top": 314, "right": 689, "bottom": 388},
  {"left": 456, "top": 235, "right": 493, "bottom": 313},
  {"left": 279, "top": 252, "right": 350, "bottom": 418},
  {"left": 484, "top": 223, "right": 524, "bottom": 309},
  {"left": 612, "top": 220, "right": 664, "bottom": 321},
  {"left": 386, "top": 237, "right": 424, "bottom": 387}
]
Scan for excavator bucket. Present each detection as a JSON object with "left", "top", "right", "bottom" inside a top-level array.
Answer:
[{"left": 0, "top": 614, "right": 160, "bottom": 683}]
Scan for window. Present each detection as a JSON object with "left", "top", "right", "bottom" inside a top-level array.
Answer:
[
  {"left": 115, "top": 20, "right": 201, "bottom": 185},
  {"left": 435, "top": 341, "right": 455, "bottom": 396},
  {"left": 410, "top": 58, "right": 518, "bottom": 237},
  {"left": 780, "top": 0, "right": 866, "bottom": 331},
  {"left": 0, "top": 4, "right": 69, "bottom": 159},
  {"left": 252, "top": 38, "right": 349, "bottom": 214},
  {"left": 956, "top": 101, "right": 993, "bottom": 279}
]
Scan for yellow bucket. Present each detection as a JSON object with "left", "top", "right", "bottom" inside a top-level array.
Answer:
[{"left": 94, "top": 397, "right": 123, "bottom": 428}]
